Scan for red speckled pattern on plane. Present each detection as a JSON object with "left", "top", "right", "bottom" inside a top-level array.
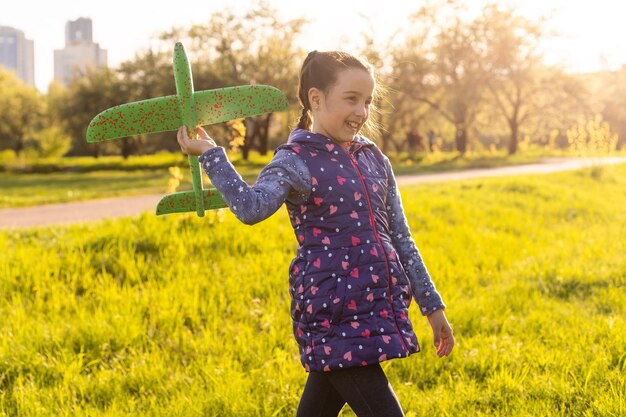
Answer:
[
  {"left": 86, "top": 85, "right": 287, "bottom": 143},
  {"left": 86, "top": 96, "right": 181, "bottom": 143},
  {"left": 194, "top": 85, "right": 287, "bottom": 126},
  {"left": 155, "top": 188, "right": 227, "bottom": 214}
]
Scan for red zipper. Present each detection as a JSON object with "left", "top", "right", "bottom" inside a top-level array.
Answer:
[{"left": 342, "top": 147, "right": 409, "bottom": 354}]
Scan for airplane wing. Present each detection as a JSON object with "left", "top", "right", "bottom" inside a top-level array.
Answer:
[
  {"left": 86, "top": 85, "right": 289, "bottom": 143},
  {"left": 194, "top": 85, "right": 289, "bottom": 125},
  {"left": 86, "top": 95, "right": 181, "bottom": 143}
]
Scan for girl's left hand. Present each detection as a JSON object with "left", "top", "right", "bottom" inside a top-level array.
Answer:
[
  {"left": 176, "top": 126, "right": 217, "bottom": 156},
  {"left": 427, "top": 309, "right": 454, "bottom": 357}
]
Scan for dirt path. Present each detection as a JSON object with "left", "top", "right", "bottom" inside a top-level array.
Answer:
[{"left": 2, "top": 157, "right": 625, "bottom": 230}]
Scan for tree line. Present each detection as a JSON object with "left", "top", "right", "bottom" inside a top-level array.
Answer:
[{"left": 0, "top": 0, "right": 624, "bottom": 160}]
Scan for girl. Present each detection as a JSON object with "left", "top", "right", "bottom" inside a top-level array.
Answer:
[{"left": 177, "top": 50, "right": 454, "bottom": 417}]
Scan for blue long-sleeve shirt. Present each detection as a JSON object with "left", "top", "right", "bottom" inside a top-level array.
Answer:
[{"left": 199, "top": 146, "right": 445, "bottom": 315}]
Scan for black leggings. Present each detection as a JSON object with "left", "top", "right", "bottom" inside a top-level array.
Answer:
[{"left": 296, "top": 363, "right": 405, "bottom": 417}]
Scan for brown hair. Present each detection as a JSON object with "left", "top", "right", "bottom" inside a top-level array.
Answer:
[{"left": 296, "top": 50, "right": 381, "bottom": 137}]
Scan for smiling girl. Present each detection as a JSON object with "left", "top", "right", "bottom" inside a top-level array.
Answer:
[{"left": 177, "top": 50, "right": 454, "bottom": 417}]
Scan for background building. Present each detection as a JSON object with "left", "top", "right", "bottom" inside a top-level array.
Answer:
[
  {"left": 65, "top": 17, "right": 93, "bottom": 44},
  {"left": 0, "top": 26, "right": 35, "bottom": 86},
  {"left": 54, "top": 17, "right": 107, "bottom": 87}
]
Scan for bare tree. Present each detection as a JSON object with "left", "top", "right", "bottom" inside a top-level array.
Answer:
[{"left": 396, "top": 2, "right": 490, "bottom": 154}]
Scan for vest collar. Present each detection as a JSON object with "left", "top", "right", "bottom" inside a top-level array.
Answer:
[{"left": 288, "top": 128, "right": 375, "bottom": 154}]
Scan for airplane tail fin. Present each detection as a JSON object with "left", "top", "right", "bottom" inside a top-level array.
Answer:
[{"left": 156, "top": 188, "right": 227, "bottom": 216}]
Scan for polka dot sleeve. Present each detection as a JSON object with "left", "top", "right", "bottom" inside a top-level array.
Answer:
[
  {"left": 384, "top": 156, "right": 446, "bottom": 316},
  {"left": 199, "top": 146, "right": 311, "bottom": 225}
]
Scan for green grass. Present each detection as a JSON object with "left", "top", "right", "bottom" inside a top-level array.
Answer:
[
  {"left": 0, "top": 152, "right": 271, "bottom": 208},
  {"left": 1, "top": 152, "right": 188, "bottom": 174},
  {"left": 2, "top": 148, "right": 624, "bottom": 208},
  {"left": 0, "top": 149, "right": 598, "bottom": 208},
  {"left": 387, "top": 149, "right": 543, "bottom": 176},
  {"left": 0, "top": 171, "right": 171, "bottom": 208},
  {"left": 1, "top": 164, "right": 625, "bottom": 416}
]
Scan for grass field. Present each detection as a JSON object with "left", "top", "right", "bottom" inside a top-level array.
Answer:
[
  {"left": 0, "top": 150, "right": 549, "bottom": 208},
  {"left": 0, "top": 152, "right": 270, "bottom": 208},
  {"left": 1, "top": 164, "right": 625, "bottom": 416},
  {"left": 0, "top": 171, "right": 171, "bottom": 208}
]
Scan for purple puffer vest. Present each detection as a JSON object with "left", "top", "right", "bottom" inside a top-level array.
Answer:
[{"left": 276, "top": 129, "right": 420, "bottom": 373}]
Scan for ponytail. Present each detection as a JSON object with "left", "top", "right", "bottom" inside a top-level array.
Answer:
[
  {"left": 296, "top": 51, "right": 316, "bottom": 131},
  {"left": 297, "top": 107, "right": 311, "bottom": 130}
]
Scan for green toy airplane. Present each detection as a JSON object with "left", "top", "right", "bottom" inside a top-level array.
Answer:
[{"left": 86, "top": 42, "right": 289, "bottom": 217}]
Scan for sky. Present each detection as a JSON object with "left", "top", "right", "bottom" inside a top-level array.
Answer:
[{"left": 2, "top": 0, "right": 626, "bottom": 92}]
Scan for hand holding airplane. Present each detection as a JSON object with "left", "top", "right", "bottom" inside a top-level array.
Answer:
[{"left": 176, "top": 126, "right": 217, "bottom": 156}]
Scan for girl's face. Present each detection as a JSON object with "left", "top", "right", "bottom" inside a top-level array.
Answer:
[{"left": 309, "top": 68, "right": 374, "bottom": 147}]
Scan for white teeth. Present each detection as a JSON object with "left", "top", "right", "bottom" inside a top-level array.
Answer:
[{"left": 347, "top": 122, "right": 359, "bottom": 129}]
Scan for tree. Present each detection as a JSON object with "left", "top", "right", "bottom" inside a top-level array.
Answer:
[
  {"left": 526, "top": 69, "right": 592, "bottom": 149},
  {"left": 0, "top": 69, "right": 45, "bottom": 156},
  {"left": 35, "top": 81, "right": 73, "bottom": 158},
  {"left": 474, "top": 4, "right": 588, "bottom": 154},
  {"left": 32, "top": 125, "right": 72, "bottom": 158},
  {"left": 59, "top": 67, "right": 129, "bottom": 157},
  {"left": 384, "top": 34, "right": 436, "bottom": 154},
  {"left": 475, "top": 4, "right": 545, "bottom": 154},
  {"left": 399, "top": 1, "right": 490, "bottom": 154},
  {"left": 601, "top": 65, "right": 626, "bottom": 150}
]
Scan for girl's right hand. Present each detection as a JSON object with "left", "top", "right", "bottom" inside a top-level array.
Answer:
[
  {"left": 427, "top": 309, "right": 454, "bottom": 357},
  {"left": 176, "top": 126, "right": 217, "bottom": 156}
]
